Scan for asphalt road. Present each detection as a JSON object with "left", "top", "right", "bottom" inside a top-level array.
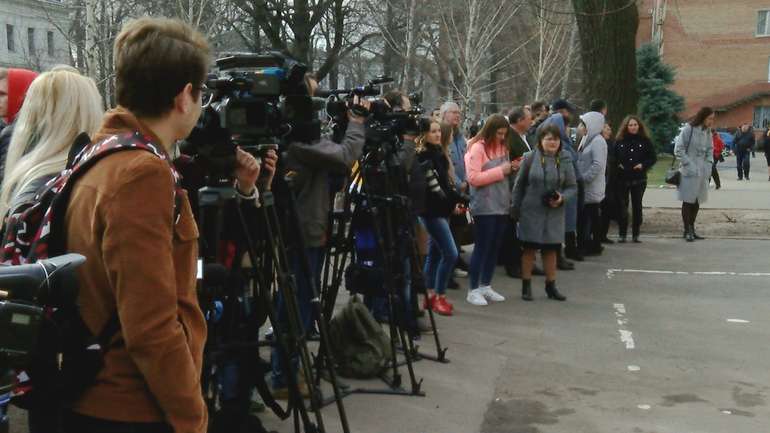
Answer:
[
  {"left": 10, "top": 237, "right": 770, "bottom": 433},
  {"left": 259, "top": 237, "right": 770, "bottom": 433}
]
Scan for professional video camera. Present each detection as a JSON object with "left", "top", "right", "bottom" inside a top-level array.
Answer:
[{"left": 181, "top": 52, "right": 323, "bottom": 186}]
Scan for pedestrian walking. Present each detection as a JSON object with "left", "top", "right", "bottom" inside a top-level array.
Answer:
[
  {"left": 511, "top": 124, "right": 577, "bottom": 301},
  {"left": 711, "top": 130, "right": 725, "bottom": 189},
  {"left": 733, "top": 124, "right": 754, "bottom": 180},
  {"left": 762, "top": 128, "right": 770, "bottom": 181},
  {"left": 464, "top": 114, "right": 515, "bottom": 306},
  {"left": 615, "top": 115, "right": 657, "bottom": 243},
  {"left": 675, "top": 107, "right": 715, "bottom": 242}
]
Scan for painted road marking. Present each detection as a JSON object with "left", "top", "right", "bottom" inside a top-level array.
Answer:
[
  {"left": 614, "top": 303, "right": 635, "bottom": 350},
  {"left": 638, "top": 404, "right": 651, "bottom": 410},
  {"left": 607, "top": 269, "right": 770, "bottom": 279},
  {"left": 627, "top": 365, "right": 641, "bottom": 372},
  {"left": 726, "top": 319, "right": 750, "bottom": 323}
]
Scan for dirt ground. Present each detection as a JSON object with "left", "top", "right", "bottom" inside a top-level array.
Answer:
[{"left": 630, "top": 207, "right": 770, "bottom": 239}]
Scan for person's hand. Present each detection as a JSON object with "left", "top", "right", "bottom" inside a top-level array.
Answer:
[
  {"left": 549, "top": 192, "right": 563, "bottom": 208},
  {"left": 453, "top": 204, "right": 465, "bottom": 215},
  {"left": 511, "top": 158, "right": 522, "bottom": 172},
  {"left": 501, "top": 161, "right": 515, "bottom": 176},
  {"left": 235, "top": 147, "right": 260, "bottom": 194},
  {"left": 633, "top": 163, "right": 643, "bottom": 171},
  {"left": 348, "top": 95, "right": 371, "bottom": 124},
  {"left": 259, "top": 149, "right": 278, "bottom": 191}
]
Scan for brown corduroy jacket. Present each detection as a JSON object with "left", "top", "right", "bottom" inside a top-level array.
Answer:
[{"left": 65, "top": 108, "right": 207, "bottom": 433}]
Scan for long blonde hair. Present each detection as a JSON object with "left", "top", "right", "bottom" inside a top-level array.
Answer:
[{"left": 1, "top": 66, "right": 103, "bottom": 215}]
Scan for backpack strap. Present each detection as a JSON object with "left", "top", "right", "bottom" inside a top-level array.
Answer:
[{"left": 66, "top": 132, "right": 92, "bottom": 170}]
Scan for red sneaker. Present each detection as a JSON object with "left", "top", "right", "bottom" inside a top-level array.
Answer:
[{"left": 432, "top": 297, "right": 453, "bottom": 316}]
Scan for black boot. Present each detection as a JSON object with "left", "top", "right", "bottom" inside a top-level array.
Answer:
[
  {"left": 545, "top": 280, "right": 566, "bottom": 301},
  {"left": 521, "top": 279, "right": 533, "bottom": 301},
  {"left": 557, "top": 246, "right": 575, "bottom": 270},
  {"left": 564, "top": 232, "right": 584, "bottom": 261},
  {"left": 692, "top": 225, "right": 704, "bottom": 240},
  {"left": 685, "top": 225, "right": 695, "bottom": 242}
]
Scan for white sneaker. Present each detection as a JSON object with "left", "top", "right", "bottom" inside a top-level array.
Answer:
[
  {"left": 454, "top": 268, "right": 468, "bottom": 278},
  {"left": 466, "top": 289, "right": 489, "bottom": 306},
  {"left": 478, "top": 285, "right": 505, "bottom": 302}
]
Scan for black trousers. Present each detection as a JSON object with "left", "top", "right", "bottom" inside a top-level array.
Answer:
[
  {"left": 577, "top": 203, "right": 602, "bottom": 251},
  {"left": 736, "top": 151, "right": 751, "bottom": 179},
  {"left": 498, "top": 220, "right": 522, "bottom": 268},
  {"left": 711, "top": 160, "right": 721, "bottom": 188},
  {"left": 619, "top": 181, "right": 646, "bottom": 237},
  {"left": 62, "top": 411, "right": 172, "bottom": 433}
]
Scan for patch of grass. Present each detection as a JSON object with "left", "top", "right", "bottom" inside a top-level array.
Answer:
[{"left": 647, "top": 154, "right": 674, "bottom": 186}]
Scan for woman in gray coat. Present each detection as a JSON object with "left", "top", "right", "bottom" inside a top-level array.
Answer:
[
  {"left": 674, "top": 107, "right": 715, "bottom": 242},
  {"left": 511, "top": 124, "right": 577, "bottom": 301}
]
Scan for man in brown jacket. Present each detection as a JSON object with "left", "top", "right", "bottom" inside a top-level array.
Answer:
[{"left": 62, "top": 17, "right": 261, "bottom": 433}]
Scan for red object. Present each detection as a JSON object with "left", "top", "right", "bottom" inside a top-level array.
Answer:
[
  {"left": 4, "top": 68, "right": 38, "bottom": 124},
  {"left": 432, "top": 297, "right": 453, "bottom": 316},
  {"left": 712, "top": 131, "right": 725, "bottom": 159},
  {"left": 424, "top": 293, "right": 436, "bottom": 311}
]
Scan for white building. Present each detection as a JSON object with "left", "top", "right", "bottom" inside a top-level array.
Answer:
[{"left": 0, "top": 0, "right": 71, "bottom": 70}]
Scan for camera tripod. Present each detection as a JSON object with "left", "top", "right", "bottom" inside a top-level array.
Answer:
[{"left": 196, "top": 180, "right": 350, "bottom": 433}]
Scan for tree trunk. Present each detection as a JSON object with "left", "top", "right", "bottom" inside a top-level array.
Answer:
[
  {"left": 571, "top": 0, "right": 639, "bottom": 128},
  {"left": 84, "top": 0, "right": 99, "bottom": 80}
]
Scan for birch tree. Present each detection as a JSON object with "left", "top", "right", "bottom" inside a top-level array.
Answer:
[
  {"left": 438, "top": 0, "right": 526, "bottom": 118},
  {"left": 523, "top": 0, "right": 577, "bottom": 101}
]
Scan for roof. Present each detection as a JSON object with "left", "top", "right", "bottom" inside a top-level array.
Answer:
[{"left": 684, "top": 81, "right": 770, "bottom": 119}]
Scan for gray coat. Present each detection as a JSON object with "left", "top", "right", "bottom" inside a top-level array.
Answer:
[
  {"left": 576, "top": 112, "right": 607, "bottom": 204},
  {"left": 287, "top": 122, "right": 365, "bottom": 247},
  {"left": 674, "top": 124, "right": 713, "bottom": 204},
  {"left": 511, "top": 149, "right": 577, "bottom": 245}
]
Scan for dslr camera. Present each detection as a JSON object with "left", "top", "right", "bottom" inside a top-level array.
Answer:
[{"left": 541, "top": 190, "right": 560, "bottom": 206}]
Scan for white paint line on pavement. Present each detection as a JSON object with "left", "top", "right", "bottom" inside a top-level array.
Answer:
[
  {"left": 627, "top": 365, "right": 641, "bottom": 372},
  {"left": 614, "top": 304, "right": 636, "bottom": 350},
  {"left": 726, "top": 319, "right": 750, "bottom": 323},
  {"left": 721, "top": 410, "right": 732, "bottom": 415},
  {"left": 607, "top": 268, "right": 770, "bottom": 279},
  {"left": 619, "top": 330, "right": 636, "bottom": 349},
  {"left": 638, "top": 404, "right": 651, "bottom": 410}
]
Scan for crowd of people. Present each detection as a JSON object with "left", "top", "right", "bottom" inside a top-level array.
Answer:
[
  {"left": 412, "top": 98, "right": 669, "bottom": 312},
  {"left": 0, "top": 14, "right": 742, "bottom": 433}
]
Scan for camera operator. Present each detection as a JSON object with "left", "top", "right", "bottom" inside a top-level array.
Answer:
[
  {"left": 62, "top": 18, "right": 224, "bottom": 433},
  {"left": 270, "top": 73, "right": 369, "bottom": 397}
]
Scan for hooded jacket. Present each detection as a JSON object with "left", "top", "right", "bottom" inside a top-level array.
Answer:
[
  {"left": 66, "top": 108, "right": 207, "bottom": 433},
  {"left": 0, "top": 69, "right": 38, "bottom": 184},
  {"left": 2, "top": 68, "right": 38, "bottom": 124},
  {"left": 576, "top": 111, "right": 607, "bottom": 204}
]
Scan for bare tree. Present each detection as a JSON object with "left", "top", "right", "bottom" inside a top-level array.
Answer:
[
  {"left": 522, "top": 0, "right": 577, "bottom": 101},
  {"left": 438, "top": 0, "right": 527, "bottom": 118}
]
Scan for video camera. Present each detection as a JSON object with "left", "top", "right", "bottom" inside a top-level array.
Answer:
[{"left": 181, "top": 52, "right": 323, "bottom": 186}]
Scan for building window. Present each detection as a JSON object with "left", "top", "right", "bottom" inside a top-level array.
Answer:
[
  {"left": 753, "top": 106, "right": 770, "bottom": 128},
  {"left": 758, "top": 10, "right": 770, "bottom": 36},
  {"left": 47, "top": 31, "right": 54, "bottom": 57},
  {"left": 28, "top": 28, "right": 35, "bottom": 53},
  {"left": 6, "top": 25, "right": 14, "bottom": 52}
]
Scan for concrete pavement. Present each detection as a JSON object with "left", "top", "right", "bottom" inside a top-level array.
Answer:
[
  {"left": 260, "top": 237, "right": 770, "bottom": 433},
  {"left": 645, "top": 155, "right": 770, "bottom": 209}
]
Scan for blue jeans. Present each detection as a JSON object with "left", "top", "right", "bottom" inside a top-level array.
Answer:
[
  {"left": 469, "top": 215, "right": 508, "bottom": 290},
  {"left": 421, "top": 217, "right": 458, "bottom": 295},
  {"left": 271, "top": 247, "right": 323, "bottom": 388}
]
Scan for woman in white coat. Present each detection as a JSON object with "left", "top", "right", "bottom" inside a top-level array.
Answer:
[{"left": 674, "top": 107, "right": 715, "bottom": 242}]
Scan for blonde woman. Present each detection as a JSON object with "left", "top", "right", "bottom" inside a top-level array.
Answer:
[{"left": 0, "top": 66, "right": 103, "bottom": 218}]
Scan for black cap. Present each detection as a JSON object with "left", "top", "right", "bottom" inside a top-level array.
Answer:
[{"left": 551, "top": 99, "right": 576, "bottom": 112}]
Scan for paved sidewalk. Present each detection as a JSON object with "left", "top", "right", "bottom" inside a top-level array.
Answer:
[{"left": 645, "top": 156, "right": 770, "bottom": 209}]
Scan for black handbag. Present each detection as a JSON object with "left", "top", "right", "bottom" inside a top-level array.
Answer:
[{"left": 665, "top": 126, "right": 693, "bottom": 186}]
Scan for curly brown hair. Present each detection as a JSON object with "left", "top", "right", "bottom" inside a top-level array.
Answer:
[{"left": 616, "top": 115, "right": 651, "bottom": 142}]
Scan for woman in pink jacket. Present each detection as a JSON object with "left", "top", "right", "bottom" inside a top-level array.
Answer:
[{"left": 464, "top": 114, "right": 518, "bottom": 306}]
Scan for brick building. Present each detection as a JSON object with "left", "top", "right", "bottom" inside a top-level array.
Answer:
[
  {"left": 0, "top": 0, "right": 71, "bottom": 71},
  {"left": 638, "top": 0, "right": 770, "bottom": 130}
]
